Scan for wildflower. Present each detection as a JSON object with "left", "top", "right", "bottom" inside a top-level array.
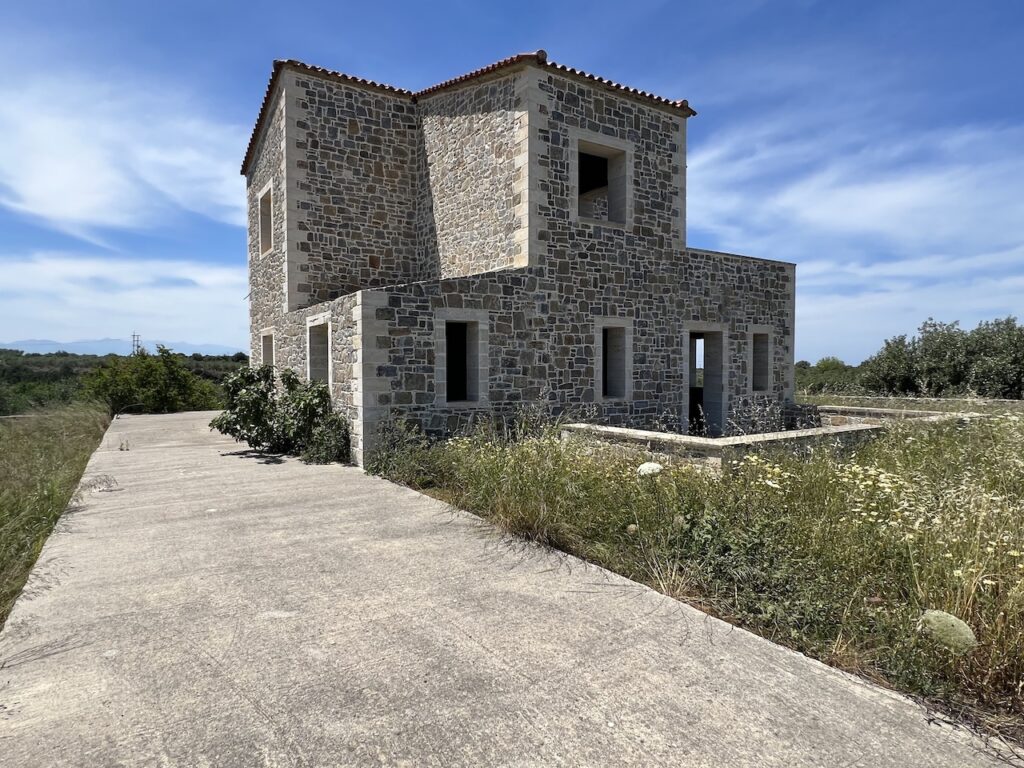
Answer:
[
  {"left": 918, "top": 610, "right": 976, "bottom": 655},
  {"left": 637, "top": 461, "right": 663, "bottom": 477},
  {"left": 762, "top": 479, "right": 781, "bottom": 490},
  {"left": 626, "top": 524, "right": 638, "bottom": 534}
]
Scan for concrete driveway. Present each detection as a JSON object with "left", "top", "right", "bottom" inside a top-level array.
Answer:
[{"left": 0, "top": 412, "right": 1005, "bottom": 766}]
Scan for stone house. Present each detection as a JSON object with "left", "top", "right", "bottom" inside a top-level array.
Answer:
[{"left": 243, "top": 50, "right": 795, "bottom": 464}]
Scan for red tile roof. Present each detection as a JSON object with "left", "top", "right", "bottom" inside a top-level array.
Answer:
[
  {"left": 414, "top": 50, "right": 542, "bottom": 98},
  {"left": 241, "top": 51, "right": 696, "bottom": 175}
]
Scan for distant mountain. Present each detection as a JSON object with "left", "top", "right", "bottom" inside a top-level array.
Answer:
[{"left": 0, "top": 338, "right": 246, "bottom": 356}]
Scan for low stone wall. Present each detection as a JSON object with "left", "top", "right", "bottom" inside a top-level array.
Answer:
[
  {"left": 816, "top": 405, "right": 965, "bottom": 427},
  {"left": 560, "top": 422, "right": 882, "bottom": 463}
]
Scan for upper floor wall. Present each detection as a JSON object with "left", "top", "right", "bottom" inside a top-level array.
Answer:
[
  {"left": 522, "top": 65, "right": 688, "bottom": 270},
  {"left": 244, "top": 55, "right": 695, "bottom": 331},
  {"left": 418, "top": 73, "right": 530, "bottom": 278},
  {"left": 286, "top": 68, "right": 425, "bottom": 302}
]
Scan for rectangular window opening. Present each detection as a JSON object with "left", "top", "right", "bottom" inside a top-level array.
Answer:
[
  {"left": 307, "top": 323, "right": 330, "bottom": 384},
  {"left": 578, "top": 140, "right": 627, "bottom": 224},
  {"left": 752, "top": 333, "right": 770, "bottom": 392},
  {"left": 259, "top": 188, "right": 273, "bottom": 256},
  {"left": 261, "top": 333, "right": 274, "bottom": 368},
  {"left": 601, "top": 326, "right": 627, "bottom": 399},
  {"left": 445, "top": 321, "right": 479, "bottom": 403}
]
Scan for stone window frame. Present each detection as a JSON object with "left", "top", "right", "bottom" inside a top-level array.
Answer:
[
  {"left": 594, "top": 317, "right": 634, "bottom": 402},
  {"left": 305, "top": 311, "right": 332, "bottom": 385},
  {"left": 260, "top": 328, "right": 275, "bottom": 368},
  {"left": 257, "top": 181, "right": 274, "bottom": 258},
  {"left": 567, "top": 128, "right": 634, "bottom": 230},
  {"left": 435, "top": 308, "right": 490, "bottom": 409},
  {"left": 748, "top": 324, "right": 774, "bottom": 395}
]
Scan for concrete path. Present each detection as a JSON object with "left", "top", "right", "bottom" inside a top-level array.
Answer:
[{"left": 0, "top": 412, "right": 1005, "bottom": 767}]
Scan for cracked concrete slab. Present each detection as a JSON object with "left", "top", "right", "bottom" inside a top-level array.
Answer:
[{"left": 0, "top": 411, "right": 1005, "bottom": 766}]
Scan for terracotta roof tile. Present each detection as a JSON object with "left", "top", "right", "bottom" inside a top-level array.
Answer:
[
  {"left": 540, "top": 57, "right": 696, "bottom": 117},
  {"left": 413, "top": 50, "right": 544, "bottom": 98},
  {"left": 241, "top": 51, "right": 696, "bottom": 175}
]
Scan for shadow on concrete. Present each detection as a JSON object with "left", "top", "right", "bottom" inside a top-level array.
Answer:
[{"left": 221, "top": 449, "right": 286, "bottom": 465}]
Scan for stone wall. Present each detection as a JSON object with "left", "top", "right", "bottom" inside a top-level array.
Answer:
[
  {"left": 352, "top": 246, "right": 794, "bottom": 446},
  {"left": 247, "top": 92, "right": 286, "bottom": 360},
  {"left": 357, "top": 268, "right": 555, "bottom": 441},
  {"left": 521, "top": 66, "right": 794, "bottom": 430},
  {"left": 268, "top": 293, "right": 360, "bottom": 419},
  {"left": 286, "top": 71, "right": 427, "bottom": 303},
  {"left": 418, "top": 75, "right": 525, "bottom": 278}
]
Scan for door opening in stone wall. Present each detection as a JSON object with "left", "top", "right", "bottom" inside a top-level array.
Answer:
[
  {"left": 689, "top": 332, "right": 724, "bottom": 436},
  {"left": 445, "top": 321, "right": 479, "bottom": 402}
]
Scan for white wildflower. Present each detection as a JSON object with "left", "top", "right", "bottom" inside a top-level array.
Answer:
[{"left": 637, "top": 461, "right": 663, "bottom": 477}]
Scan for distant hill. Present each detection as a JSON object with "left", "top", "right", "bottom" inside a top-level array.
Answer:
[{"left": 0, "top": 338, "right": 245, "bottom": 356}]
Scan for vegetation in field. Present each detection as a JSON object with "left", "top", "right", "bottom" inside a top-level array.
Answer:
[
  {"left": 82, "top": 346, "right": 223, "bottom": 415},
  {"left": 0, "top": 404, "right": 110, "bottom": 627},
  {"left": 796, "top": 316, "right": 1024, "bottom": 398},
  {"left": 210, "top": 365, "right": 351, "bottom": 464},
  {"left": 0, "top": 347, "right": 248, "bottom": 416},
  {"left": 367, "top": 412, "right": 1024, "bottom": 743}
]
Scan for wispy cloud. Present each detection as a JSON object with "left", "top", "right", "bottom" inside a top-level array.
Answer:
[
  {"left": 0, "top": 68, "right": 247, "bottom": 237},
  {"left": 686, "top": 53, "right": 1024, "bottom": 362},
  {"left": 0, "top": 252, "right": 249, "bottom": 348}
]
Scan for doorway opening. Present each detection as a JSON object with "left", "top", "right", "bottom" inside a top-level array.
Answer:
[{"left": 689, "top": 331, "right": 725, "bottom": 435}]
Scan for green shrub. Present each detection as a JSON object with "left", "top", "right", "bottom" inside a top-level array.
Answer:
[
  {"left": 82, "top": 346, "right": 222, "bottom": 415},
  {"left": 302, "top": 412, "right": 352, "bottom": 464},
  {"left": 210, "top": 365, "right": 351, "bottom": 463}
]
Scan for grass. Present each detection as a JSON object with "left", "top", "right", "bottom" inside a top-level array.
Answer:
[
  {"left": 0, "top": 403, "right": 110, "bottom": 627},
  {"left": 368, "top": 410, "right": 1024, "bottom": 748}
]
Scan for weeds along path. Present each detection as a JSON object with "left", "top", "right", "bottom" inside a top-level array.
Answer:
[
  {"left": 369, "top": 413, "right": 1024, "bottom": 753},
  {"left": 0, "top": 404, "right": 109, "bottom": 627}
]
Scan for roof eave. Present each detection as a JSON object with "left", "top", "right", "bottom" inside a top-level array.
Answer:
[{"left": 241, "top": 51, "right": 697, "bottom": 176}]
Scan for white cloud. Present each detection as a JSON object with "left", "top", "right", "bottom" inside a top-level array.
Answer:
[
  {"left": 0, "top": 70, "right": 247, "bottom": 234},
  {"left": 686, "top": 72, "right": 1024, "bottom": 363},
  {"left": 0, "top": 252, "right": 249, "bottom": 349}
]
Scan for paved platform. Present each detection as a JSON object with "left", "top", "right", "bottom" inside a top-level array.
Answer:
[{"left": 0, "top": 412, "right": 1003, "bottom": 766}]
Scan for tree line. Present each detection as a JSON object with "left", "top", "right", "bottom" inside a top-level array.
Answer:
[
  {"left": 797, "top": 317, "right": 1024, "bottom": 398},
  {"left": 0, "top": 347, "right": 248, "bottom": 416}
]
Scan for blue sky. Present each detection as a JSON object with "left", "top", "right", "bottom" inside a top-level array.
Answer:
[{"left": 1, "top": 0, "right": 1022, "bottom": 362}]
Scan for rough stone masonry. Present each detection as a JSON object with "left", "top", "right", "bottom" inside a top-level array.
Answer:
[{"left": 242, "top": 50, "right": 796, "bottom": 464}]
